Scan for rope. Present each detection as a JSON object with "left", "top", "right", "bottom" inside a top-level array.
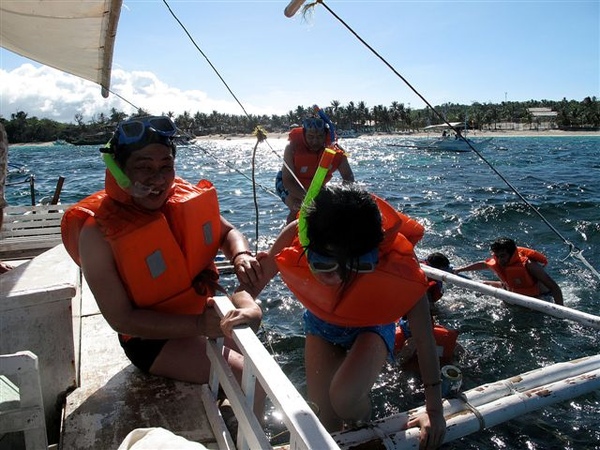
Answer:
[
  {"left": 307, "top": 0, "right": 600, "bottom": 281},
  {"left": 192, "top": 144, "right": 279, "bottom": 200}
]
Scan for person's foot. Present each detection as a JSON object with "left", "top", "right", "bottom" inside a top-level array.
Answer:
[{"left": 218, "top": 398, "right": 238, "bottom": 441}]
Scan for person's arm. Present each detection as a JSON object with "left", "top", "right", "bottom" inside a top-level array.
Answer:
[
  {"left": 218, "top": 215, "right": 261, "bottom": 286},
  {"left": 405, "top": 295, "right": 446, "bottom": 448},
  {"left": 281, "top": 143, "right": 306, "bottom": 207},
  {"left": 79, "top": 220, "right": 225, "bottom": 339},
  {"left": 239, "top": 220, "right": 297, "bottom": 298},
  {"left": 221, "top": 221, "right": 299, "bottom": 337},
  {"left": 526, "top": 261, "right": 564, "bottom": 305},
  {"left": 337, "top": 156, "right": 355, "bottom": 184},
  {"left": 0, "top": 207, "right": 13, "bottom": 273},
  {"left": 453, "top": 261, "right": 488, "bottom": 274}
]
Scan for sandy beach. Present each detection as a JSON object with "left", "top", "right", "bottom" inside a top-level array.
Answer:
[
  {"left": 192, "top": 128, "right": 599, "bottom": 142},
  {"left": 10, "top": 128, "right": 599, "bottom": 147}
]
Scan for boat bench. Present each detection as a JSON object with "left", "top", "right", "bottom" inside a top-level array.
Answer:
[
  {"left": 0, "top": 204, "right": 73, "bottom": 260},
  {"left": 0, "top": 352, "right": 48, "bottom": 450},
  {"left": 1, "top": 245, "right": 81, "bottom": 448}
]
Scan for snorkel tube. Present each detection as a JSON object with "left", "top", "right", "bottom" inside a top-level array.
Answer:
[
  {"left": 298, "top": 147, "right": 337, "bottom": 247},
  {"left": 313, "top": 104, "right": 336, "bottom": 144},
  {"left": 102, "top": 151, "right": 131, "bottom": 190},
  {"left": 101, "top": 142, "right": 157, "bottom": 198}
]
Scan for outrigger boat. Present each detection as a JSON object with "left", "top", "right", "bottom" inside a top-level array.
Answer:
[
  {"left": 422, "top": 123, "right": 493, "bottom": 152},
  {"left": 1, "top": 1, "right": 598, "bottom": 449}
]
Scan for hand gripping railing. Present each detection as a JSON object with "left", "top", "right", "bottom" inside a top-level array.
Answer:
[{"left": 203, "top": 296, "right": 339, "bottom": 450}]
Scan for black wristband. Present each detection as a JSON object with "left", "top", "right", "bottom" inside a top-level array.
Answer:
[{"left": 231, "top": 250, "right": 253, "bottom": 264}]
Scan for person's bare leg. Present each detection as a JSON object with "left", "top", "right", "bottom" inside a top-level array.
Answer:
[
  {"left": 151, "top": 336, "right": 266, "bottom": 417},
  {"left": 330, "top": 332, "right": 387, "bottom": 426},
  {"left": 304, "top": 334, "right": 346, "bottom": 431}
]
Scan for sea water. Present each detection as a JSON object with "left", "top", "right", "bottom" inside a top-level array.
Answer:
[{"left": 6, "top": 135, "right": 599, "bottom": 449}]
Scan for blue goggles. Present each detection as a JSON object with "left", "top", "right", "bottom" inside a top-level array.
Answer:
[
  {"left": 116, "top": 116, "right": 177, "bottom": 146},
  {"left": 302, "top": 117, "right": 326, "bottom": 131},
  {"left": 306, "top": 248, "right": 379, "bottom": 274}
]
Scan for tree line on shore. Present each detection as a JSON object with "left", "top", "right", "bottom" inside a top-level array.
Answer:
[{"left": 1, "top": 96, "right": 598, "bottom": 144}]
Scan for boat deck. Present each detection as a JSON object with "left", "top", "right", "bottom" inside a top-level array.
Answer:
[{"left": 59, "top": 271, "right": 219, "bottom": 449}]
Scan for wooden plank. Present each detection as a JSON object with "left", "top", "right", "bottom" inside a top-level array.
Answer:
[
  {"left": 61, "top": 312, "right": 217, "bottom": 449},
  {"left": 0, "top": 204, "right": 72, "bottom": 259}
]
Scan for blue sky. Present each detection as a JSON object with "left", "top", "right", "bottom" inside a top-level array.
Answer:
[{"left": 1, "top": 0, "right": 599, "bottom": 123}]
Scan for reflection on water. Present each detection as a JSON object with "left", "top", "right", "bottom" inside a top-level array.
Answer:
[{"left": 7, "top": 136, "right": 600, "bottom": 448}]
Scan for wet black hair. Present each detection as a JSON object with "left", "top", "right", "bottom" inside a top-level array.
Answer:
[
  {"left": 109, "top": 128, "right": 177, "bottom": 167},
  {"left": 490, "top": 237, "right": 517, "bottom": 256},
  {"left": 305, "top": 184, "right": 384, "bottom": 288},
  {"left": 426, "top": 252, "right": 451, "bottom": 269}
]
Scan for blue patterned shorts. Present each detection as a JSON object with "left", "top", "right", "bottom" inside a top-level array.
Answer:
[
  {"left": 303, "top": 310, "right": 396, "bottom": 361},
  {"left": 275, "top": 170, "right": 288, "bottom": 203}
]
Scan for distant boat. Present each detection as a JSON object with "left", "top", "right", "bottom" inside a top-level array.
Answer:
[
  {"left": 67, "top": 131, "right": 113, "bottom": 146},
  {"left": 337, "top": 129, "right": 360, "bottom": 139},
  {"left": 423, "top": 122, "right": 492, "bottom": 152}
]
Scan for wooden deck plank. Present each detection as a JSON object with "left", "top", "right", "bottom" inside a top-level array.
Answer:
[{"left": 61, "top": 297, "right": 218, "bottom": 449}]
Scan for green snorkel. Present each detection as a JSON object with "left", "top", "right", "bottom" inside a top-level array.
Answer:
[
  {"left": 101, "top": 141, "right": 156, "bottom": 198},
  {"left": 102, "top": 151, "right": 132, "bottom": 190},
  {"left": 298, "top": 147, "right": 338, "bottom": 247}
]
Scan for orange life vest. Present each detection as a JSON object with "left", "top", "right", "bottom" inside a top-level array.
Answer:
[
  {"left": 61, "top": 173, "right": 221, "bottom": 315},
  {"left": 394, "top": 323, "right": 458, "bottom": 364},
  {"left": 288, "top": 127, "right": 342, "bottom": 189},
  {"left": 485, "top": 246, "right": 548, "bottom": 297},
  {"left": 275, "top": 195, "right": 428, "bottom": 327}
]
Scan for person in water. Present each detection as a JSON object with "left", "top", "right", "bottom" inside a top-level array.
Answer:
[
  {"left": 275, "top": 117, "right": 354, "bottom": 223},
  {"left": 244, "top": 185, "right": 446, "bottom": 447},
  {"left": 422, "top": 252, "right": 453, "bottom": 305},
  {"left": 454, "top": 237, "right": 564, "bottom": 305},
  {"left": 61, "top": 116, "right": 264, "bottom": 389}
]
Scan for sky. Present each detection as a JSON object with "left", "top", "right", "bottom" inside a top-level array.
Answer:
[{"left": 1, "top": 0, "right": 599, "bottom": 124}]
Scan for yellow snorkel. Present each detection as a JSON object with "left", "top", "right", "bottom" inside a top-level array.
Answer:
[{"left": 298, "top": 147, "right": 338, "bottom": 247}]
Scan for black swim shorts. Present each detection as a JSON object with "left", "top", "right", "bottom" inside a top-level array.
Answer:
[{"left": 118, "top": 335, "right": 168, "bottom": 373}]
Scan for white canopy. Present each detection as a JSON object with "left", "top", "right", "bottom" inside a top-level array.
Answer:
[
  {"left": 423, "top": 122, "right": 464, "bottom": 130},
  {"left": 0, "top": 0, "right": 122, "bottom": 98}
]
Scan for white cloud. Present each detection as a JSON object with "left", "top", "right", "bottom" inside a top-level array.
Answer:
[{"left": 1, "top": 63, "right": 273, "bottom": 124}]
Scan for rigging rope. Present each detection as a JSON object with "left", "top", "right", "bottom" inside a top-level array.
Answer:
[
  {"left": 303, "top": 0, "right": 599, "bottom": 281},
  {"left": 162, "top": 0, "right": 312, "bottom": 250}
]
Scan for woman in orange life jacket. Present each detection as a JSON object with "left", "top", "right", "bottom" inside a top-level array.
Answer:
[
  {"left": 62, "top": 116, "right": 263, "bottom": 389},
  {"left": 244, "top": 185, "right": 446, "bottom": 448},
  {"left": 275, "top": 117, "right": 354, "bottom": 224},
  {"left": 454, "top": 237, "right": 564, "bottom": 305}
]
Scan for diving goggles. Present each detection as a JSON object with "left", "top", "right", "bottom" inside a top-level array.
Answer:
[
  {"left": 302, "top": 117, "right": 326, "bottom": 131},
  {"left": 306, "top": 248, "right": 379, "bottom": 274},
  {"left": 117, "top": 116, "right": 177, "bottom": 146}
]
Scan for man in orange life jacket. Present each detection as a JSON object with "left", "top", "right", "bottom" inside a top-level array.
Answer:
[
  {"left": 275, "top": 117, "right": 354, "bottom": 223},
  {"left": 61, "top": 116, "right": 264, "bottom": 394},
  {"left": 454, "top": 237, "right": 564, "bottom": 305}
]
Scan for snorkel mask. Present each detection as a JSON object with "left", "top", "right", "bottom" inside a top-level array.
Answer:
[{"left": 100, "top": 116, "right": 177, "bottom": 198}]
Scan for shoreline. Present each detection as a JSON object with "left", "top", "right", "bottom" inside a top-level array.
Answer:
[
  {"left": 193, "top": 128, "right": 599, "bottom": 142},
  {"left": 10, "top": 129, "right": 599, "bottom": 147}
]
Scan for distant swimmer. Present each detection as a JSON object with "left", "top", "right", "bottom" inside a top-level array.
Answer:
[{"left": 454, "top": 237, "right": 564, "bottom": 305}]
